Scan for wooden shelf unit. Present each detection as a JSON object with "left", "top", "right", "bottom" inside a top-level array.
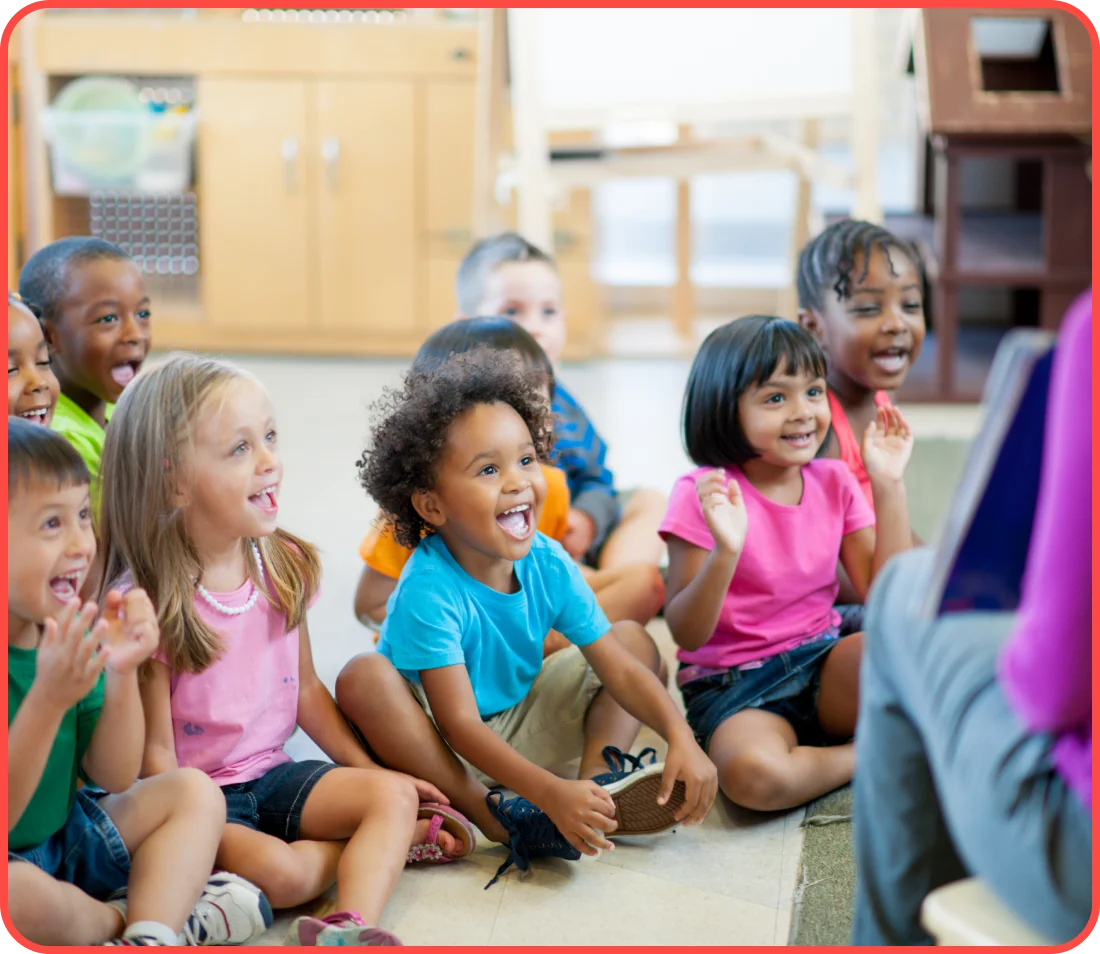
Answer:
[{"left": 14, "top": 12, "right": 603, "bottom": 358}]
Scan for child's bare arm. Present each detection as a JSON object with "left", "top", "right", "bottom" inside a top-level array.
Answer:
[
  {"left": 139, "top": 661, "right": 179, "bottom": 777},
  {"left": 299, "top": 620, "right": 450, "bottom": 803},
  {"left": 83, "top": 671, "right": 144, "bottom": 791},
  {"left": 842, "top": 405, "right": 914, "bottom": 597},
  {"left": 665, "top": 470, "right": 748, "bottom": 651},
  {"left": 9, "top": 602, "right": 107, "bottom": 830},
  {"left": 869, "top": 474, "right": 910, "bottom": 575},
  {"left": 665, "top": 538, "right": 738, "bottom": 651},
  {"left": 580, "top": 632, "right": 717, "bottom": 824},
  {"left": 83, "top": 590, "right": 159, "bottom": 791},
  {"left": 354, "top": 566, "right": 396, "bottom": 629},
  {"left": 296, "top": 618, "right": 377, "bottom": 769},
  {"left": 838, "top": 527, "right": 875, "bottom": 602},
  {"left": 420, "top": 665, "right": 554, "bottom": 798}
]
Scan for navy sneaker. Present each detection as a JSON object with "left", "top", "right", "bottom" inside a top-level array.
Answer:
[
  {"left": 591, "top": 746, "right": 684, "bottom": 837},
  {"left": 484, "top": 791, "right": 580, "bottom": 888}
]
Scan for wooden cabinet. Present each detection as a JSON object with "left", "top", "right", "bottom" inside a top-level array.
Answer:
[
  {"left": 18, "top": 15, "right": 603, "bottom": 357},
  {"left": 198, "top": 78, "right": 311, "bottom": 333},
  {"left": 199, "top": 77, "right": 419, "bottom": 348},
  {"left": 193, "top": 73, "right": 599, "bottom": 353},
  {"left": 314, "top": 79, "right": 417, "bottom": 337}
]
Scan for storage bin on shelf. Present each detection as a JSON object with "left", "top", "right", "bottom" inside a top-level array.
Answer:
[{"left": 42, "top": 108, "right": 197, "bottom": 196}]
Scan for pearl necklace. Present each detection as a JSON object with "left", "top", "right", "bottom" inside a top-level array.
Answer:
[{"left": 195, "top": 541, "right": 264, "bottom": 616}]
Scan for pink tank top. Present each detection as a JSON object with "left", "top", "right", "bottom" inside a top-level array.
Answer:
[{"left": 827, "top": 390, "right": 890, "bottom": 511}]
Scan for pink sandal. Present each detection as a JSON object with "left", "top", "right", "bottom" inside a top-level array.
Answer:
[{"left": 407, "top": 803, "right": 476, "bottom": 864}]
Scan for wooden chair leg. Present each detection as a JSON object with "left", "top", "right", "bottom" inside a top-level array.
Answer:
[
  {"left": 506, "top": 8, "right": 553, "bottom": 251},
  {"left": 472, "top": 8, "right": 509, "bottom": 237},
  {"left": 673, "top": 178, "right": 693, "bottom": 341},
  {"left": 780, "top": 118, "right": 820, "bottom": 319},
  {"left": 851, "top": 8, "right": 882, "bottom": 224}
]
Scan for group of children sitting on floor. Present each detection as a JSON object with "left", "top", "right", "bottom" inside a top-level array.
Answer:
[{"left": 8, "top": 218, "right": 926, "bottom": 946}]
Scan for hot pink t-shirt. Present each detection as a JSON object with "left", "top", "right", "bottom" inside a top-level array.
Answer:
[
  {"left": 152, "top": 579, "right": 307, "bottom": 786},
  {"left": 659, "top": 460, "right": 874, "bottom": 669}
]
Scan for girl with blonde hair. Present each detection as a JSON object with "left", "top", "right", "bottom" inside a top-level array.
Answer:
[{"left": 99, "top": 353, "right": 474, "bottom": 946}]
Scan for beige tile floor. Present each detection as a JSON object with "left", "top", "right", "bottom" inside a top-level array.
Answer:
[
  {"left": 207, "top": 346, "right": 976, "bottom": 946},
  {"left": 249, "top": 618, "right": 805, "bottom": 946}
]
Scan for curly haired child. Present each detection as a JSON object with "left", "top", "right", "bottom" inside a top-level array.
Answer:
[
  {"left": 351, "top": 317, "right": 663, "bottom": 639},
  {"left": 337, "top": 348, "right": 716, "bottom": 887},
  {"left": 456, "top": 233, "right": 667, "bottom": 570}
]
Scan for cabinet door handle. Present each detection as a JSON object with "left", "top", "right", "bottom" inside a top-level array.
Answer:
[
  {"left": 321, "top": 137, "right": 340, "bottom": 192},
  {"left": 281, "top": 137, "right": 299, "bottom": 192}
]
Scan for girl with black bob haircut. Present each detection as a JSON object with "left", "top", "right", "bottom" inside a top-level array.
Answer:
[
  {"left": 658, "top": 314, "right": 916, "bottom": 814},
  {"left": 682, "top": 315, "right": 828, "bottom": 468}
]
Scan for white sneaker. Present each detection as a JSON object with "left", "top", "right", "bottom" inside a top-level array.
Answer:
[{"left": 179, "top": 872, "right": 274, "bottom": 946}]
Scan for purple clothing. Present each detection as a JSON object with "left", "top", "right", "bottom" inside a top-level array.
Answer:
[{"left": 998, "top": 290, "right": 1092, "bottom": 808}]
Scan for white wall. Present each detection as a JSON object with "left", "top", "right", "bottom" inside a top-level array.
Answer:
[{"left": 531, "top": 8, "right": 921, "bottom": 288}]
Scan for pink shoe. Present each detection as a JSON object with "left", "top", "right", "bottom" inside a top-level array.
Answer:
[{"left": 287, "top": 911, "right": 402, "bottom": 946}]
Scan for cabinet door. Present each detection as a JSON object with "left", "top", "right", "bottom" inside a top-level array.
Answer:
[
  {"left": 426, "top": 255, "right": 463, "bottom": 332},
  {"left": 197, "top": 79, "right": 310, "bottom": 331},
  {"left": 423, "top": 82, "right": 476, "bottom": 246},
  {"left": 314, "top": 80, "right": 417, "bottom": 338}
]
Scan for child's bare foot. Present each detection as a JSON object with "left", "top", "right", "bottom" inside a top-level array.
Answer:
[
  {"left": 407, "top": 806, "right": 477, "bottom": 863},
  {"left": 411, "top": 817, "right": 461, "bottom": 858}
]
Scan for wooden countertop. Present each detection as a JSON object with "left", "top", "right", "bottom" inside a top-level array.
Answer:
[{"left": 28, "top": 13, "right": 479, "bottom": 79}]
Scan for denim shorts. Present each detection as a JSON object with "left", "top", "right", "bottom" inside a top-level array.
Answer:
[
  {"left": 8, "top": 787, "right": 130, "bottom": 901},
  {"left": 835, "top": 604, "right": 865, "bottom": 636},
  {"left": 221, "top": 759, "right": 337, "bottom": 842},
  {"left": 679, "top": 631, "right": 846, "bottom": 752}
]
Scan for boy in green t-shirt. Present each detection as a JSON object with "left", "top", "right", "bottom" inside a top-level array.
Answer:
[
  {"left": 18, "top": 237, "right": 152, "bottom": 485},
  {"left": 7, "top": 419, "right": 272, "bottom": 946}
]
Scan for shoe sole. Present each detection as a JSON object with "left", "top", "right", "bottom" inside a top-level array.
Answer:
[{"left": 601, "top": 763, "right": 685, "bottom": 836}]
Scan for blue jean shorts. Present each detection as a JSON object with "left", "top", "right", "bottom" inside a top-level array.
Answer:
[
  {"left": 8, "top": 787, "right": 130, "bottom": 901},
  {"left": 679, "top": 631, "right": 846, "bottom": 752},
  {"left": 221, "top": 759, "right": 337, "bottom": 843}
]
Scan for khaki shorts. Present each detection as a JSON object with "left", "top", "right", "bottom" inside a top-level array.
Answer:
[{"left": 407, "top": 646, "right": 603, "bottom": 787}]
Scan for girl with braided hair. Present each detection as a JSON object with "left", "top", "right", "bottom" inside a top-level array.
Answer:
[{"left": 796, "top": 219, "right": 927, "bottom": 509}]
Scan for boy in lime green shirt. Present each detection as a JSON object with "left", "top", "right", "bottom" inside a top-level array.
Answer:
[{"left": 19, "top": 237, "right": 152, "bottom": 484}]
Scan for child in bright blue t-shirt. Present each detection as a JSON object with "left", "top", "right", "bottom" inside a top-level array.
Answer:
[
  {"left": 338, "top": 348, "right": 716, "bottom": 887},
  {"left": 378, "top": 533, "right": 608, "bottom": 718}
]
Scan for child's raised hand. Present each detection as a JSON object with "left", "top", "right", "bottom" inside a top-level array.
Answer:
[
  {"left": 695, "top": 469, "right": 748, "bottom": 556},
  {"left": 860, "top": 404, "right": 914, "bottom": 483},
  {"left": 99, "top": 589, "right": 160, "bottom": 675},
  {"left": 34, "top": 598, "right": 110, "bottom": 711},
  {"left": 543, "top": 777, "right": 618, "bottom": 856}
]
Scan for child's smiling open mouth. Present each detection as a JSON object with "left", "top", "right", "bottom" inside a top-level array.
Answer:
[{"left": 496, "top": 503, "right": 533, "bottom": 540}]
